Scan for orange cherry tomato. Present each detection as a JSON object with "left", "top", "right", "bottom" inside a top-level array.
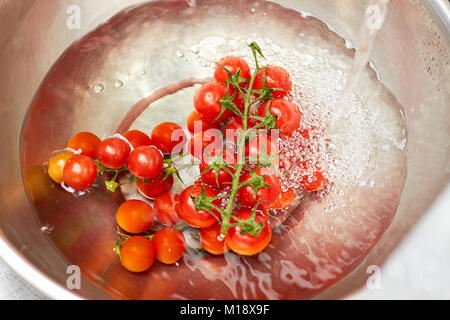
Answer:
[
  {"left": 152, "top": 228, "right": 186, "bottom": 264},
  {"left": 47, "top": 151, "right": 73, "bottom": 184},
  {"left": 116, "top": 199, "right": 154, "bottom": 234},
  {"left": 120, "top": 236, "right": 155, "bottom": 272}
]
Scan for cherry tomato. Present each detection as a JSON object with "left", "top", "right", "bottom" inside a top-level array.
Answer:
[
  {"left": 116, "top": 199, "right": 154, "bottom": 234},
  {"left": 120, "top": 236, "right": 155, "bottom": 272},
  {"left": 224, "top": 116, "right": 257, "bottom": 142},
  {"left": 152, "top": 228, "right": 186, "bottom": 264},
  {"left": 267, "top": 187, "right": 296, "bottom": 210},
  {"left": 300, "top": 163, "right": 328, "bottom": 192},
  {"left": 258, "top": 99, "right": 301, "bottom": 137},
  {"left": 137, "top": 174, "right": 174, "bottom": 200},
  {"left": 96, "top": 137, "right": 131, "bottom": 169},
  {"left": 226, "top": 209, "right": 272, "bottom": 256},
  {"left": 67, "top": 132, "right": 101, "bottom": 158},
  {"left": 151, "top": 122, "right": 187, "bottom": 155},
  {"left": 200, "top": 223, "right": 229, "bottom": 255},
  {"left": 238, "top": 167, "right": 281, "bottom": 208},
  {"left": 179, "top": 184, "right": 221, "bottom": 228},
  {"left": 253, "top": 65, "right": 292, "bottom": 98},
  {"left": 199, "top": 148, "right": 237, "bottom": 189},
  {"left": 153, "top": 192, "right": 183, "bottom": 226},
  {"left": 47, "top": 151, "right": 73, "bottom": 184},
  {"left": 189, "top": 130, "right": 223, "bottom": 161},
  {"left": 127, "top": 146, "right": 164, "bottom": 179},
  {"left": 63, "top": 155, "right": 98, "bottom": 190},
  {"left": 194, "top": 82, "right": 232, "bottom": 123},
  {"left": 245, "top": 133, "right": 280, "bottom": 169},
  {"left": 187, "top": 110, "right": 220, "bottom": 134},
  {"left": 123, "top": 130, "right": 152, "bottom": 148},
  {"left": 214, "top": 56, "right": 251, "bottom": 86},
  {"left": 233, "top": 91, "right": 246, "bottom": 112}
]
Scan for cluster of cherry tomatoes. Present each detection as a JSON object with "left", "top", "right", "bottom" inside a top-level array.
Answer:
[{"left": 46, "top": 42, "right": 327, "bottom": 273}]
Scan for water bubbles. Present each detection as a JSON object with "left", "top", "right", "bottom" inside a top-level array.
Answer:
[
  {"left": 114, "top": 80, "right": 124, "bottom": 88},
  {"left": 40, "top": 223, "right": 54, "bottom": 234},
  {"left": 176, "top": 50, "right": 185, "bottom": 58},
  {"left": 190, "top": 45, "right": 200, "bottom": 55},
  {"left": 92, "top": 83, "right": 105, "bottom": 94}
]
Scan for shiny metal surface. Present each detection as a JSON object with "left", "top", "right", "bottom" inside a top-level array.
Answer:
[{"left": 0, "top": 0, "right": 448, "bottom": 299}]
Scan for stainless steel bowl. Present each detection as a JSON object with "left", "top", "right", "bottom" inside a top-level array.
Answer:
[{"left": 0, "top": 0, "right": 448, "bottom": 299}]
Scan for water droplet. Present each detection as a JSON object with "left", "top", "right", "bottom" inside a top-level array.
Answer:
[
  {"left": 262, "top": 12, "right": 267, "bottom": 16},
  {"left": 190, "top": 45, "right": 200, "bottom": 54},
  {"left": 92, "top": 83, "right": 105, "bottom": 93},
  {"left": 40, "top": 223, "right": 54, "bottom": 234},
  {"left": 141, "top": 70, "right": 146, "bottom": 75},
  {"left": 250, "top": 8, "right": 256, "bottom": 13},
  {"left": 114, "top": 80, "right": 124, "bottom": 88},
  {"left": 176, "top": 50, "right": 185, "bottom": 58}
]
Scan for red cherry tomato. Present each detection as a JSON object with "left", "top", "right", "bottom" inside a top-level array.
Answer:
[
  {"left": 67, "top": 132, "right": 101, "bottom": 158},
  {"left": 127, "top": 146, "right": 164, "bottom": 179},
  {"left": 200, "top": 223, "right": 229, "bottom": 255},
  {"left": 199, "top": 148, "right": 237, "bottom": 189},
  {"left": 224, "top": 116, "right": 257, "bottom": 142},
  {"left": 238, "top": 167, "right": 281, "bottom": 208},
  {"left": 152, "top": 228, "right": 186, "bottom": 264},
  {"left": 267, "top": 187, "right": 296, "bottom": 210},
  {"left": 214, "top": 56, "right": 251, "bottom": 86},
  {"left": 187, "top": 110, "right": 220, "bottom": 134},
  {"left": 120, "top": 236, "right": 155, "bottom": 272},
  {"left": 258, "top": 99, "right": 301, "bottom": 137},
  {"left": 245, "top": 133, "right": 280, "bottom": 169},
  {"left": 137, "top": 174, "right": 174, "bottom": 200},
  {"left": 189, "top": 130, "right": 223, "bottom": 161},
  {"left": 254, "top": 65, "right": 292, "bottom": 98},
  {"left": 194, "top": 82, "right": 232, "bottom": 123},
  {"left": 299, "top": 162, "right": 328, "bottom": 192},
  {"left": 151, "top": 122, "right": 187, "bottom": 155},
  {"left": 233, "top": 91, "right": 246, "bottom": 112},
  {"left": 226, "top": 209, "right": 272, "bottom": 256},
  {"left": 63, "top": 155, "right": 98, "bottom": 191},
  {"left": 96, "top": 137, "right": 131, "bottom": 169},
  {"left": 153, "top": 192, "right": 183, "bottom": 226},
  {"left": 116, "top": 199, "right": 154, "bottom": 234},
  {"left": 123, "top": 130, "right": 152, "bottom": 148},
  {"left": 179, "top": 184, "right": 221, "bottom": 228}
]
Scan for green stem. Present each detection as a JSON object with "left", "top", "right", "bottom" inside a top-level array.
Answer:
[{"left": 219, "top": 65, "right": 261, "bottom": 237}]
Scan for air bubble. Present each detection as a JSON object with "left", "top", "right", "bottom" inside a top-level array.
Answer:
[
  {"left": 40, "top": 223, "right": 54, "bottom": 234},
  {"left": 114, "top": 80, "right": 124, "bottom": 88},
  {"left": 176, "top": 50, "right": 185, "bottom": 58},
  {"left": 92, "top": 83, "right": 105, "bottom": 93}
]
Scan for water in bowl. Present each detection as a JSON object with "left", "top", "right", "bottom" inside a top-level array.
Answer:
[{"left": 20, "top": 0, "right": 406, "bottom": 299}]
